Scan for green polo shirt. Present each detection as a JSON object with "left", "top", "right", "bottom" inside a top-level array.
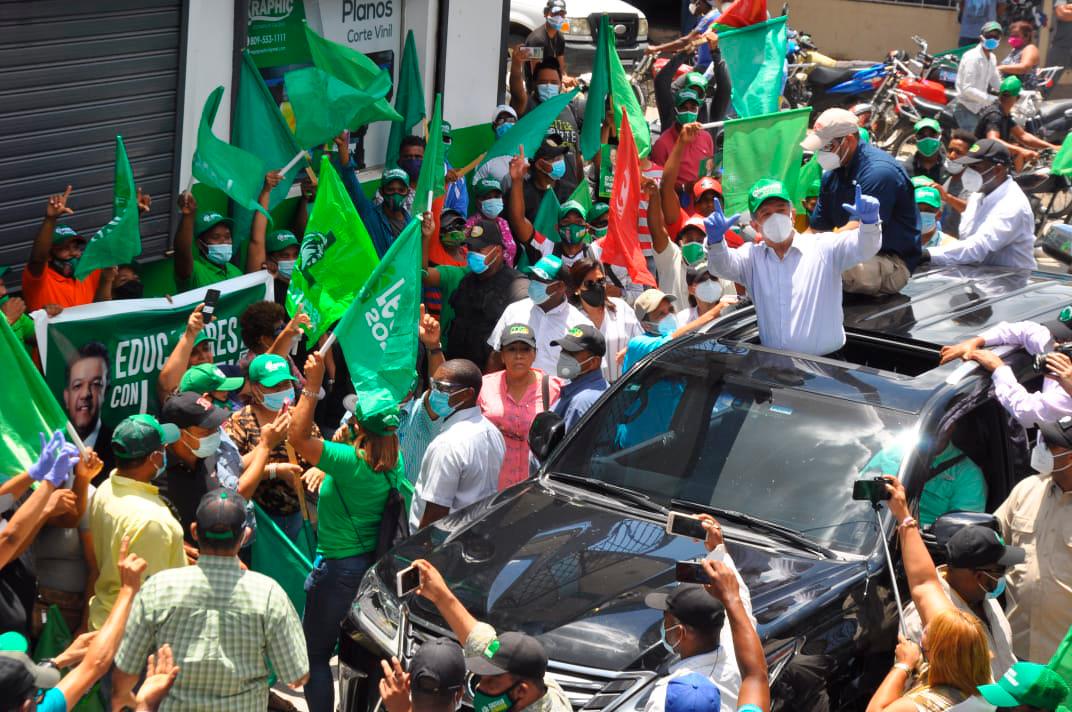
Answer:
[
  {"left": 862, "top": 442, "right": 987, "bottom": 525},
  {"left": 178, "top": 251, "right": 243, "bottom": 291}
]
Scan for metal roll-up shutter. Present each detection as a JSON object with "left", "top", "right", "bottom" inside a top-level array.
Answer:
[{"left": 0, "top": 0, "right": 184, "bottom": 285}]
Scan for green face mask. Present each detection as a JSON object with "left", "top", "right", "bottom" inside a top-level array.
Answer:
[
  {"left": 590, "top": 225, "right": 608, "bottom": 238},
  {"left": 916, "top": 137, "right": 941, "bottom": 158},
  {"left": 676, "top": 111, "right": 699, "bottom": 125},
  {"left": 384, "top": 193, "right": 405, "bottom": 211},
  {"left": 681, "top": 242, "right": 706, "bottom": 266},
  {"left": 472, "top": 690, "right": 515, "bottom": 712},
  {"left": 560, "top": 223, "right": 588, "bottom": 244},
  {"left": 441, "top": 229, "right": 466, "bottom": 247}
]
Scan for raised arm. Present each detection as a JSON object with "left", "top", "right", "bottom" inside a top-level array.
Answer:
[
  {"left": 268, "top": 306, "right": 310, "bottom": 357},
  {"left": 704, "top": 203, "right": 750, "bottom": 284},
  {"left": 289, "top": 352, "right": 327, "bottom": 466},
  {"left": 702, "top": 558, "right": 769, "bottom": 712},
  {"left": 28, "top": 186, "right": 75, "bottom": 277},
  {"left": 661, "top": 124, "right": 701, "bottom": 226},
  {"left": 506, "top": 150, "right": 535, "bottom": 244},
  {"left": 235, "top": 410, "right": 293, "bottom": 500},
  {"left": 646, "top": 175, "right": 671, "bottom": 255},
  {"left": 509, "top": 47, "right": 529, "bottom": 116},
  {"left": 414, "top": 559, "right": 480, "bottom": 645},
  {"left": 420, "top": 212, "right": 443, "bottom": 287},
  {"left": 173, "top": 191, "right": 198, "bottom": 283},
  {"left": 885, "top": 476, "right": 954, "bottom": 629},
  {"left": 654, "top": 52, "right": 691, "bottom": 131},
  {"left": 157, "top": 304, "right": 206, "bottom": 400},
  {"left": 246, "top": 171, "right": 283, "bottom": 274},
  {"left": 48, "top": 450, "right": 101, "bottom": 529}
]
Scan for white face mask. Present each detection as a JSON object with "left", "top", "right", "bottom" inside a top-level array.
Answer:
[
  {"left": 944, "top": 158, "right": 965, "bottom": 175},
  {"left": 960, "top": 167, "right": 984, "bottom": 193},
  {"left": 1032, "top": 440, "right": 1054, "bottom": 474},
  {"left": 816, "top": 149, "right": 842, "bottom": 171},
  {"left": 695, "top": 279, "right": 723, "bottom": 304},
  {"left": 760, "top": 212, "right": 794, "bottom": 244},
  {"left": 189, "top": 430, "right": 222, "bottom": 459}
]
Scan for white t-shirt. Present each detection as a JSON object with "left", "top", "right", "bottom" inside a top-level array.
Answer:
[
  {"left": 592, "top": 297, "right": 643, "bottom": 382},
  {"left": 488, "top": 298, "right": 592, "bottom": 374}
]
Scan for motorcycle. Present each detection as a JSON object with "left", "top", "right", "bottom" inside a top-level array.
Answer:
[
  {"left": 865, "top": 47, "right": 957, "bottom": 153},
  {"left": 783, "top": 31, "right": 878, "bottom": 114},
  {"left": 1013, "top": 150, "right": 1072, "bottom": 236}
]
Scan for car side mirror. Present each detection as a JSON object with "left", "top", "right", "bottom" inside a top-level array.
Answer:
[
  {"left": 528, "top": 411, "right": 565, "bottom": 463},
  {"left": 921, "top": 511, "right": 1000, "bottom": 565}
]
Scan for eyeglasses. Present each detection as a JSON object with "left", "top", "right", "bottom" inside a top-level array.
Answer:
[
  {"left": 431, "top": 379, "right": 467, "bottom": 393},
  {"left": 582, "top": 279, "right": 606, "bottom": 289}
]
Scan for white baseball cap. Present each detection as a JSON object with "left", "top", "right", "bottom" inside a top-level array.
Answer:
[{"left": 801, "top": 108, "right": 860, "bottom": 152}]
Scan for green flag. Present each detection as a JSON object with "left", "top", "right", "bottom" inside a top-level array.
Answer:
[
  {"left": 336, "top": 218, "right": 422, "bottom": 405},
  {"left": 304, "top": 21, "right": 402, "bottom": 128},
  {"left": 413, "top": 94, "right": 445, "bottom": 215},
  {"left": 232, "top": 50, "right": 305, "bottom": 252},
  {"left": 34, "top": 605, "right": 72, "bottom": 661},
  {"left": 192, "top": 86, "right": 270, "bottom": 220},
  {"left": 385, "top": 30, "right": 426, "bottom": 168},
  {"left": 721, "top": 108, "right": 811, "bottom": 217},
  {"left": 285, "top": 66, "right": 392, "bottom": 148},
  {"left": 76, "top": 136, "right": 140, "bottom": 280},
  {"left": 1054, "top": 133, "right": 1072, "bottom": 176},
  {"left": 1049, "top": 625, "right": 1072, "bottom": 712},
  {"left": 795, "top": 155, "right": 822, "bottom": 207},
  {"left": 285, "top": 157, "right": 380, "bottom": 341},
  {"left": 569, "top": 181, "right": 593, "bottom": 213},
  {"left": 718, "top": 16, "right": 789, "bottom": 119},
  {"left": 581, "top": 15, "right": 651, "bottom": 160},
  {"left": 251, "top": 503, "right": 314, "bottom": 616},
  {"left": 0, "top": 316, "right": 68, "bottom": 478},
  {"left": 533, "top": 188, "right": 561, "bottom": 244},
  {"left": 480, "top": 89, "right": 580, "bottom": 167}
]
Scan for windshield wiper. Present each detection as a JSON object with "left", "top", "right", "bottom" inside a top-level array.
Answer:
[
  {"left": 670, "top": 499, "right": 836, "bottom": 559},
  {"left": 549, "top": 473, "right": 670, "bottom": 515}
]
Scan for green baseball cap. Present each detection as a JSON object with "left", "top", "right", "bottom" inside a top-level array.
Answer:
[
  {"left": 914, "top": 185, "right": 942, "bottom": 209},
  {"left": 528, "top": 254, "right": 564, "bottom": 283},
  {"left": 52, "top": 225, "right": 84, "bottom": 244},
  {"left": 248, "top": 353, "right": 297, "bottom": 387},
  {"left": 804, "top": 177, "right": 822, "bottom": 200},
  {"left": 355, "top": 398, "right": 402, "bottom": 436},
  {"left": 675, "top": 89, "right": 701, "bottom": 107},
  {"left": 381, "top": 167, "right": 410, "bottom": 188},
  {"left": 747, "top": 178, "right": 792, "bottom": 214},
  {"left": 474, "top": 177, "right": 503, "bottom": 197},
  {"left": 442, "top": 120, "right": 453, "bottom": 142},
  {"left": 180, "top": 363, "right": 245, "bottom": 395},
  {"left": 558, "top": 199, "right": 587, "bottom": 222},
  {"left": 192, "top": 331, "right": 212, "bottom": 348},
  {"left": 588, "top": 202, "right": 610, "bottom": 222},
  {"left": 981, "top": 20, "right": 1003, "bottom": 35},
  {"left": 913, "top": 117, "right": 941, "bottom": 135},
  {"left": 683, "top": 72, "right": 707, "bottom": 91},
  {"left": 912, "top": 175, "right": 938, "bottom": 189},
  {"left": 1000, "top": 74, "right": 1022, "bottom": 96},
  {"left": 195, "top": 211, "right": 234, "bottom": 238},
  {"left": 112, "top": 414, "right": 180, "bottom": 460},
  {"left": 265, "top": 229, "right": 298, "bottom": 254},
  {"left": 978, "top": 662, "right": 1069, "bottom": 710},
  {"left": 0, "top": 631, "right": 29, "bottom": 653}
]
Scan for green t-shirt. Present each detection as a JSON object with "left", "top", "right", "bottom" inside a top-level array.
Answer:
[
  {"left": 315, "top": 440, "right": 413, "bottom": 559},
  {"left": 862, "top": 442, "right": 987, "bottom": 526},
  {"left": 435, "top": 265, "right": 470, "bottom": 352},
  {"left": 178, "top": 251, "right": 243, "bottom": 292}
]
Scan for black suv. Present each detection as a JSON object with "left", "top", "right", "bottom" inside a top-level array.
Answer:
[{"left": 339, "top": 266, "right": 1067, "bottom": 712}]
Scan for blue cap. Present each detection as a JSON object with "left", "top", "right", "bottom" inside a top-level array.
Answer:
[{"left": 666, "top": 673, "right": 721, "bottom": 712}]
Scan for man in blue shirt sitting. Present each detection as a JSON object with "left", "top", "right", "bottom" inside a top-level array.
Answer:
[
  {"left": 803, "top": 108, "right": 922, "bottom": 296},
  {"left": 551, "top": 324, "right": 608, "bottom": 430}
]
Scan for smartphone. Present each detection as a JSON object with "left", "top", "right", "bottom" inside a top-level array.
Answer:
[
  {"left": 666, "top": 512, "right": 708, "bottom": 540},
  {"left": 675, "top": 561, "right": 710, "bottom": 585},
  {"left": 396, "top": 564, "right": 421, "bottom": 597},
  {"left": 853, "top": 477, "right": 892, "bottom": 502},
  {"left": 201, "top": 288, "right": 221, "bottom": 320}
]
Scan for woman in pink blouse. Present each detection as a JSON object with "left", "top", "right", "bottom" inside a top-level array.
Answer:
[{"left": 478, "top": 322, "right": 561, "bottom": 490}]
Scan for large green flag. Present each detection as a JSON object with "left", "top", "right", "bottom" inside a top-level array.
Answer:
[
  {"left": 581, "top": 15, "right": 651, "bottom": 160},
  {"left": 480, "top": 89, "right": 580, "bottom": 167},
  {"left": 795, "top": 155, "right": 823, "bottom": 207},
  {"left": 192, "top": 86, "right": 270, "bottom": 220},
  {"left": 303, "top": 22, "right": 401, "bottom": 128},
  {"left": 0, "top": 316, "right": 68, "bottom": 478},
  {"left": 251, "top": 503, "right": 314, "bottom": 617},
  {"left": 285, "top": 157, "right": 380, "bottom": 341},
  {"left": 76, "top": 136, "right": 140, "bottom": 280},
  {"left": 533, "top": 188, "right": 561, "bottom": 243},
  {"left": 335, "top": 218, "right": 422, "bottom": 405},
  {"left": 385, "top": 30, "right": 426, "bottom": 169},
  {"left": 1054, "top": 132, "right": 1072, "bottom": 176},
  {"left": 285, "top": 66, "right": 392, "bottom": 148},
  {"left": 413, "top": 94, "right": 445, "bottom": 215},
  {"left": 721, "top": 108, "right": 811, "bottom": 217},
  {"left": 232, "top": 50, "right": 305, "bottom": 251},
  {"left": 718, "top": 16, "right": 789, "bottom": 119},
  {"left": 569, "top": 181, "right": 593, "bottom": 214}
]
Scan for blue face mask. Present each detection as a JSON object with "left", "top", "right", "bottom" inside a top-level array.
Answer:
[
  {"left": 468, "top": 250, "right": 490, "bottom": 274},
  {"left": 548, "top": 159, "right": 566, "bottom": 180},
  {"left": 428, "top": 388, "right": 457, "bottom": 418},
  {"left": 495, "top": 122, "right": 515, "bottom": 138},
  {"left": 983, "top": 37, "right": 1000, "bottom": 51},
  {"left": 205, "top": 243, "right": 233, "bottom": 265},
  {"left": 659, "top": 623, "right": 680, "bottom": 654},
  {"left": 920, "top": 212, "right": 937, "bottom": 232},
  {"left": 154, "top": 450, "right": 168, "bottom": 479},
  {"left": 656, "top": 314, "right": 677, "bottom": 336},
  {"left": 983, "top": 574, "right": 1007, "bottom": 600},
  {"left": 528, "top": 281, "right": 552, "bottom": 305},
  {"left": 261, "top": 386, "right": 294, "bottom": 412},
  {"left": 547, "top": 15, "right": 565, "bottom": 29},
  {"left": 537, "top": 83, "right": 561, "bottom": 102},
  {"left": 481, "top": 198, "right": 504, "bottom": 218}
]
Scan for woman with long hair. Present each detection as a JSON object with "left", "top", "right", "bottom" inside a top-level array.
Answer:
[
  {"left": 566, "top": 257, "right": 642, "bottom": 382},
  {"left": 999, "top": 20, "right": 1040, "bottom": 91}
]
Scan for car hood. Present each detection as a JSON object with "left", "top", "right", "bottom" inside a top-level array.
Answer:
[{"left": 383, "top": 480, "right": 865, "bottom": 670}]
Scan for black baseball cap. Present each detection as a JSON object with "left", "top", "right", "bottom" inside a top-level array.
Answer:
[
  {"left": 195, "top": 488, "right": 247, "bottom": 542},
  {"left": 0, "top": 632, "right": 61, "bottom": 702},
  {"left": 946, "top": 525, "right": 1025, "bottom": 569},
  {"left": 1039, "top": 414, "right": 1072, "bottom": 449},
  {"left": 465, "top": 220, "right": 505, "bottom": 250},
  {"left": 161, "top": 391, "right": 230, "bottom": 430},
  {"left": 534, "top": 134, "right": 570, "bottom": 162},
  {"left": 500, "top": 323, "right": 537, "bottom": 349},
  {"left": 465, "top": 631, "right": 548, "bottom": 680},
  {"left": 645, "top": 584, "right": 726, "bottom": 630},
  {"left": 411, "top": 638, "right": 466, "bottom": 698},
  {"left": 551, "top": 324, "right": 607, "bottom": 357},
  {"left": 954, "top": 138, "right": 1012, "bottom": 167}
]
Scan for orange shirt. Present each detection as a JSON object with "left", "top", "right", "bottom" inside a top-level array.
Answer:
[{"left": 21, "top": 264, "right": 100, "bottom": 312}]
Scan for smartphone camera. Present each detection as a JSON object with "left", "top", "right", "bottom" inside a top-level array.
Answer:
[
  {"left": 852, "top": 476, "right": 892, "bottom": 503},
  {"left": 396, "top": 564, "right": 421, "bottom": 598}
]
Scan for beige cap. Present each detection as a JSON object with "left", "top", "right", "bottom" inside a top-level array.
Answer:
[
  {"left": 633, "top": 288, "right": 677, "bottom": 322},
  {"left": 801, "top": 108, "right": 860, "bottom": 152}
]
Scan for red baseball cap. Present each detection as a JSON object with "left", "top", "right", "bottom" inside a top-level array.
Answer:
[{"left": 693, "top": 177, "right": 722, "bottom": 201}]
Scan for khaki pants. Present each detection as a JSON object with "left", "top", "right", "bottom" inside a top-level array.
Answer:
[{"left": 843, "top": 254, "right": 910, "bottom": 296}]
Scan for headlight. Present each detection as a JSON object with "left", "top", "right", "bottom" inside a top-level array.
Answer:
[
  {"left": 564, "top": 17, "right": 591, "bottom": 37},
  {"left": 638, "top": 19, "right": 649, "bottom": 39},
  {"left": 352, "top": 566, "right": 401, "bottom": 650}
]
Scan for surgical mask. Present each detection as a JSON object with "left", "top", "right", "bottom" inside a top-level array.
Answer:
[
  {"left": 547, "top": 15, "right": 565, "bottom": 29},
  {"left": 442, "top": 229, "right": 467, "bottom": 247},
  {"left": 561, "top": 223, "right": 587, "bottom": 244},
  {"left": 1008, "top": 35, "right": 1026, "bottom": 49},
  {"left": 817, "top": 149, "right": 842, "bottom": 171},
  {"left": 920, "top": 212, "right": 937, "bottom": 233},
  {"left": 677, "top": 110, "right": 699, "bottom": 125},
  {"left": 917, "top": 137, "right": 941, "bottom": 157},
  {"left": 960, "top": 167, "right": 984, "bottom": 193},
  {"left": 428, "top": 388, "right": 457, "bottom": 418},
  {"left": 472, "top": 689, "right": 515, "bottom": 712},
  {"left": 113, "top": 280, "right": 144, "bottom": 300},
  {"left": 548, "top": 158, "right": 566, "bottom": 180},
  {"left": 383, "top": 192, "right": 406, "bottom": 211},
  {"left": 494, "top": 121, "right": 515, "bottom": 138},
  {"left": 681, "top": 242, "right": 706, "bottom": 266},
  {"left": 154, "top": 450, "right": 168, "bottom": 479},
  {"left": 481, "top": 198, "right": 504, "bottom": 218},
  {"left": 468, "top": 250, "right": 491, "bottom": 274},
  {"left": 276, "top": 259, "right": 296, "bottom": 279},
  {"left": 649, "top": 314, "right": 677, "bottom": 336},
  {"left": 659, "top": 623, "right": 682, "bottom": 654},
  {"left": 580, "top": 283, "right": 606, "bottom": 307},
  {"left": 398, "top": 158, "right": 422, "bottom": 182},
  {"left": 1031, "top": 440, "right": 1054, "bottom": 474},
  {"left": 760, "top": 213, "right": 794, "bottom": 244},
  {"left": 537, "top": 83, "right": 561, "bottom": 102},
  {"left": 982, "top": 37, "right": 1000, "bottom": 51},
  {"left": 261, "top": 386, "right": 294, "bottom": 412},
  {"left": 528, "top": 281, "right": 553, "bottom": 305},
  {"left": 189, "top": 429, "right": 222, "bottom": 459},
  {"left": 556, "top": 352, "right": 590, "bottom": 380},
  {"left": 695, "top": 279, "right": 723, "bottom": 304},
  {"left": 205, "top": 243, "right": 233, "bottom": 265},
  {"left": 981, "top": 573, "right": 1007, "bottom": 600},
  {"left": 944, "top": 157, "right": 965, "bottom": 175}
]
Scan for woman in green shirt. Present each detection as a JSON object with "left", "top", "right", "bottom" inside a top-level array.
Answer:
[{"left": 290, "top": 352, "right": 410, "bottom": 712}]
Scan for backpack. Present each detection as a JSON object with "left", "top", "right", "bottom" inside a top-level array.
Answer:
[{"left": 374, "top": 470, "right": 411, "bottom": 560}]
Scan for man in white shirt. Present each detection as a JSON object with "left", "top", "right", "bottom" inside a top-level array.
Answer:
[
  {"left": 954, "top": 21, "right": 1003, "bottom": 132},
  {"left": 488, "top": 254, "right": 591, "bottom": 374},
  {"left": 410, "top": 359, "right": 506, "bottom": 529},
  {"left": 921, "top": 139, "right": 1036, "bottom": 270},
  {"left": 705, "top": 178, "right": 882, "bottom": 357}
]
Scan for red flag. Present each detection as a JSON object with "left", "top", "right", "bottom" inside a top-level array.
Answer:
[
  {"left": 716, "top": 0, "right": 767, "bottom": 28},
  {"left": 601, "top": 119, "right": 656, "bottom": 287}
]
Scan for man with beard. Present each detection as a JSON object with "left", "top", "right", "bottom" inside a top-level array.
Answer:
[{"left": 63, "top": 341, "right": 114, "bottom": 477}]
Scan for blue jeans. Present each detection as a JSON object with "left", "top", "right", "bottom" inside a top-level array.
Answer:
[
  {"left": 954, "top": 104, "right": 980, "bottom": 133},
  {"left": 302, "top": 553, "right": 373, "bottom": 712}
]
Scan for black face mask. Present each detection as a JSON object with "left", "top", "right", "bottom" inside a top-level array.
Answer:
[
  {"left": 113, "top": 280, "right": 144, "bottom": 300},
  {"left": 579, "top": 283, "right": 606, "bottom": 308}
]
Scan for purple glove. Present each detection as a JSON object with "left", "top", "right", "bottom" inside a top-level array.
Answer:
[
  {"left": 27, "top": 430, "right": 65, "bottom": 482},
  {"left": 43, "top": 443, "right": 81, "bottom": 488}
]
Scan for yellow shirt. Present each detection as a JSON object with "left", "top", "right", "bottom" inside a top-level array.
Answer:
[
  {"left": 88, "top": 472, "right": 186, "bottom": 630},
  {"left": 995, "top": 473, "right": 1072, "bottom": 662}
]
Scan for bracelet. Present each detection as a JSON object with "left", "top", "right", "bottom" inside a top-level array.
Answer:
[
  {"left": 268, "top": 464, "right": 277, "bottom": 480},
  {"left": 429, "top": 347, "right": 443, "bottom": 354},
  {"left": 301, "top": 389, "right": 319, "bottom": 399},
  {"left": 898, "top": 517, "right": 918, "bottom": 532},
  {"left": 892, "top": 662, "right": 914, "bottom": 675}
]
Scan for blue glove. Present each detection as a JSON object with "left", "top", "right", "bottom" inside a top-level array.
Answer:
[
  {"left": 841, "top": 184, "right": 881, "bottom": 225},
  {"left": 28, "top": 430, "right": 65, "bottom": 482},
  {"left": 42, "top": 443, "right": 81, "bottom": 488},
  {"left": 703, "top": 199, "right": 741, "bottom": 245}
]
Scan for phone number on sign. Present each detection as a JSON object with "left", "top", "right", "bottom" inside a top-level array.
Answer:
[{"left": 249, "top": 33, "right": 287, "bottom": 46}]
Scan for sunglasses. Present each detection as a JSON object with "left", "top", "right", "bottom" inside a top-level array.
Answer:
[
  {"left": 582, "top": 279, "right": 606, "bottom": 289},
  {"left": 431, "top": 379, "right": 467, "bottom": 393}
]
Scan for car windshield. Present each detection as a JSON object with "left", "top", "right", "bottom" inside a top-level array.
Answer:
[{"left": 547, "top": 339, "right": 918, "bottom": 556}]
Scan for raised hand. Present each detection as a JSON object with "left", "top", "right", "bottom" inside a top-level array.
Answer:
[
  {"left": 46, "top": 186, "right": 75, "bottom": 218},
  {"left": 177, "top": 191, "right": 197, "bottom": 215},
  {"left": 29, "top": 430, "right": 67, "bottom": 482},
  {"left": 379, "top": 657, "right": 412, "bottom": 712},
  {"left": 419, "top": 304, "right": 441, "bottom": 349},
  {"left": 44, "top": 489, "right": 78, "bottom": 519},
  {"left": 703, "top": 199, "right": 741, "bottom": 245},
  {"left": 261, "top": 409, "right": 293, "bottom": 449},
  {"left": 841, "top": 184, "right": 880, "bottom": 225},
  {"left": 136, "top": 644, "right": 180, "bottom": 711},
  {"left": 680, "top": 122, "right": 701, "bottom": 144},
  {"left": 2, "top": 296, "right": 26, "bottom": 325},
  {"left": 75, "top": 449, "right": 103, "bottom": 482},
  {"left": 420, "top": 211, "right": 435, "bottom": 240},
  {"left": 303, "top": 352, "right": 326, "bottom": 388},
  {"left": 186, "top": 303, "right": 207, "bottom": 334},
  {"left": 509, "top": 146, "right": 529, "bottom": 182},
  {"left": 136, "top": 187, "right": 152, "bottom": 214},
  {"left": 264, "top": 170, "right": 284, "bottom": 191},
  {"left": 117, "top": 535, "right": 148, "bottom": 591}
]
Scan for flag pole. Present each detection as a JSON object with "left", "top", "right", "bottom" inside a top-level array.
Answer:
[
  {"left": 281, "top": 150, "right": 306, "bottom": 175},
  {"left": 65, "top": 422, "right": 87, "bottom": 454},
  {"left": 318, "top": 332, "right": 337, "bottom": 356},
  {"left": 183, "top": 174, "right": 195, "bottom": 195},
  {"left": 699, "top": 120, "right": 726, "bottom": 130},
  {"left": 456, "top": 152, "right": 487, "bottom": 179}
]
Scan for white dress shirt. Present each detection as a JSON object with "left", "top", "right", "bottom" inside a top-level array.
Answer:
[
  {"left": 409, "top": 406, "right": 506, "bottom": 529},
  {"left": 488, "top": 298, "right": 592, "bottom": 374},
  {"left": 706, "top": 225, "right": 882, "bottom": 356},
  {"left": 955, "top": 44, "right": 1002, "bottom": 114},
  {"left": 593, "top": 297, "right": 643, "bottom": 382},
  {"left": 928, "top": 178, "right": 1036, "bottom": 270},
  {"left": 980, "top": 320, "right": 1072, "bottom": 426}
]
